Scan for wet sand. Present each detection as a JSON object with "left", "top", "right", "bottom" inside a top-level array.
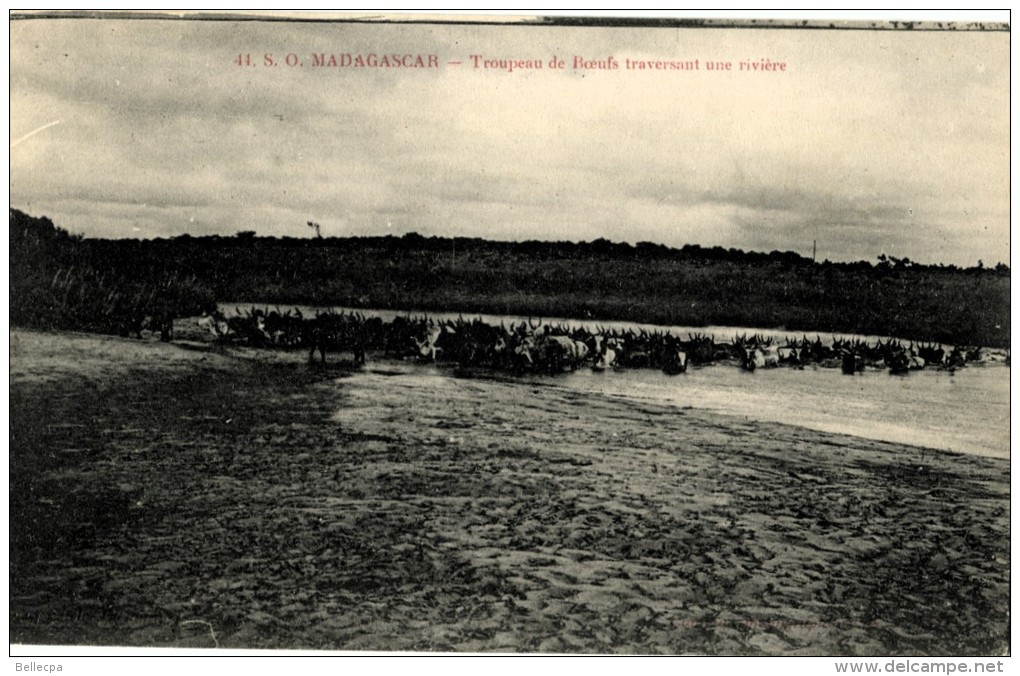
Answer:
[{"left": 9, "top": 329, "right": 1010, "bottom": 654}]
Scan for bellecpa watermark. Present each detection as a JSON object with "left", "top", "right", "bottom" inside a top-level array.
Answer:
[{"left": 14, "top": 664, "right": 63, "bottom": 673}]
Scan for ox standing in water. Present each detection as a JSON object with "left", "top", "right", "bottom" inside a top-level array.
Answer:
[
  {"left": 841, "top": 349, "right": 865, "bottom": 375},
  {"left": 533, "top": 330, "right": 586, "bottom": 373},
  {"left": 741, "top": 345, "right": 779, "bottom": 372},
  {"left": 660, "top": 336, "right": 689, "bottom": 375},
  {"left": 414, "top": 322, "right": 449, "bottom": 362},
  {"left": 591, "top": 335, "right": 620, "bottom": 372},
  {"left": 304, "top": 311, "right": 367, "bottom": 366}
]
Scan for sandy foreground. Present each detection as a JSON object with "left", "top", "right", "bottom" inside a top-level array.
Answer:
[{"left": 9, "top": 328, "right": 1010, "bottom": 655}]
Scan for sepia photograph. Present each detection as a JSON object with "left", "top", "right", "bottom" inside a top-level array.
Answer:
[{"left": 8, "top": 9, "right": 1011, "bottom": 663}]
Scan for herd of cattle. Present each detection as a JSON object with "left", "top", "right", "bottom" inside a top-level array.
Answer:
[{"left": 194, "top": 307, "right": 991, "bottom": 376}]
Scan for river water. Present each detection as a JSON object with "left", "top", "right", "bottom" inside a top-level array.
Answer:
[
  {"left": 557, "top": 364, "right": 1010, "bottom": 460},
  {"left": 224, "top": 303, "right": 1010, "bottom": 459}
]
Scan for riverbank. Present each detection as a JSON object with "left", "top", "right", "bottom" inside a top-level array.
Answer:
[{"left": 9, "top": 329, "right": 1010, "bottom": 654}]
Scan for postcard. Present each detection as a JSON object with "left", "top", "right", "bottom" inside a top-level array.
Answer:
[{"left": 9, "top": 10, "right": 1011, "bottom": 664}]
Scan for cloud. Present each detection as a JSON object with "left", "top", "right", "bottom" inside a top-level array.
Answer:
[{"left": 9, "top": 16, "right": 1010, "bottom": 266}]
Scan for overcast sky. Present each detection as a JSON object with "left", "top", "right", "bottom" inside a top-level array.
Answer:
[{"left": 9, "top": 12, "right": 1010, "bottom": 266}]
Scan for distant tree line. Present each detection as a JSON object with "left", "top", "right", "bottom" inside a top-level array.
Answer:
[{"left": 9, "top": 209, "right": 1010, "bottom": 347}]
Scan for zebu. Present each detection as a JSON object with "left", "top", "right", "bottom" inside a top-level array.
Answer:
[
  {"left": 741, "top": 345, "right": 779, "bottom": 371},
  {"left": 304, "top": 311, "right": 367, "bottom": 365},
  {"left": 660, "top": 336, "right": 688, "bottom": 375},
  {"left": 591, "top": 335, "right": 619, "bottom": 372},
  {"left": 533, "top": 334, "right": 583, "bottom": 373}
]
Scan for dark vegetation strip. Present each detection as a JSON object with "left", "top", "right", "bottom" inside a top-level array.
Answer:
[{"left": 10, "top": 208, "right": 1010, "bottom": 347}]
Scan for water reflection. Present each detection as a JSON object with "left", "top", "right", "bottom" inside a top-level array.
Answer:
[{"left": 560, "top": 365, "right": 1010, "bottom": 459}]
